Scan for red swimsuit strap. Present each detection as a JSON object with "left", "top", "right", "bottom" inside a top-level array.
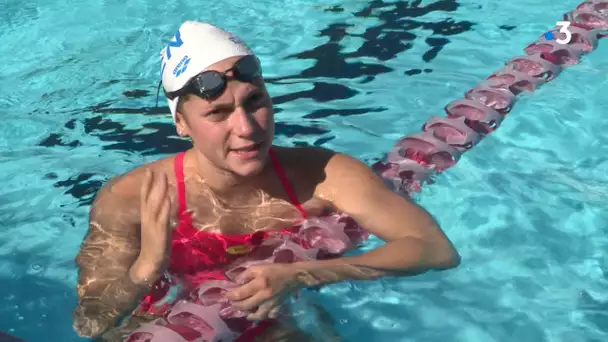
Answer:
[
  {"left": 267, "top": 148, "right": 308, "bottom": 219},
  {"left": 174, "top": 152, "right": 189, "bottom": 221}
]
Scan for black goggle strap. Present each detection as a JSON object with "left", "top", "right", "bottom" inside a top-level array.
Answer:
[{"left": 155, "top": 80, "right": 162, "bottom": 108}]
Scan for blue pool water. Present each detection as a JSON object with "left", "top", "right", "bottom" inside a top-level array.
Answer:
[{"left": 1, "top": 0, "right": 607, "bottom": 341}]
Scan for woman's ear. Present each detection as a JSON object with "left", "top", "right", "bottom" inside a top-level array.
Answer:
[{"left": 175, "top": 111, "right": 189, "bottom": 137}]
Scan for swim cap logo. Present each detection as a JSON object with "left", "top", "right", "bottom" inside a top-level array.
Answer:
[
  {"left": 161, "top": 29, "right": 184, "bottom": 77},
  {"left": 166, "top": 30, "right": 184, "bottom": 60},
  {"left": 173, "top": 55, "right": 191, "bottom": 77}
]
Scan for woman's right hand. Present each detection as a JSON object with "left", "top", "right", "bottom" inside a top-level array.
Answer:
[{"left": 130, "top": 168, "right": 174, "bottom": 285}]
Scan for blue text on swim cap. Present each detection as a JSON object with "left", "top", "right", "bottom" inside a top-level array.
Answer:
[{"left": 173, "top": 55, "right": 191, "bottom": 77}]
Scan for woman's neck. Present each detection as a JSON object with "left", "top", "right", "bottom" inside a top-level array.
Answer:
[{"left": 190, "top": 149, "right": 273, "bottom": 197}]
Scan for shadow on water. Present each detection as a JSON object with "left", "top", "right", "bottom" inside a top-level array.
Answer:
[
  {"left": 578, "top": 290, "right": 608, "bottom": 337},
  {"left": 273, "top": 0, "right": 473, "bottom": 81}
]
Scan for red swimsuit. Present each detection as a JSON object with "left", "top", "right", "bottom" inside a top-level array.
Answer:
[{"left": 137, "top": 149, "right": 308, "bottom": 340}]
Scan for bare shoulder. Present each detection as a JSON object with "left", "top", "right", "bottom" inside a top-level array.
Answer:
[
  {"left": 270, "top": 145, "right": 378, "bottom": 197},
  {"left": 272, "top": 145, "right": 372, "bottom": 179},
  {"left": 76, "top": 155, "right": 178, "bottom": 265},
  {"left": 89, "top": 155, "right": 177, "bottom": 224},
  {"left": 271, "top": 145, "right": 334, "bottom": 163},
  {"left": 271, "top": 145, "right": 333, "bottom": 182}
]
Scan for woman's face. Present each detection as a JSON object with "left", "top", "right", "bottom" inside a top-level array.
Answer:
[{"left": 175, "top": 56, "right": 275, "bottom": 178}]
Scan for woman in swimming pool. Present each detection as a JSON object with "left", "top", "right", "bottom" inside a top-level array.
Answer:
[{"left": 72, "top": 21, "right": 460, "bottom": 341}]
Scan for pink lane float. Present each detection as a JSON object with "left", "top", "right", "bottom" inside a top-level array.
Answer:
[
  {"left": 124, "top": 2, "right": 607, "bottom": 341},
  {"left": 373, "top": 0, "right": 608, "bottom": 195}
]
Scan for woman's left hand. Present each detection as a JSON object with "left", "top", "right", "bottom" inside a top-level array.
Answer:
[{"left": 225, "top": 263, "right": 302, "bottom": 321}]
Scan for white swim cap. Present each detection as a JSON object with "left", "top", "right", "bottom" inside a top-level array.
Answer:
[{"left": 160, "top": 21, "right": 254, "bottom": 122}]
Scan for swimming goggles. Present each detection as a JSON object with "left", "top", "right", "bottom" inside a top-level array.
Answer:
[{"left": 163, "top": 54, "right": 262, "bottom": 101}]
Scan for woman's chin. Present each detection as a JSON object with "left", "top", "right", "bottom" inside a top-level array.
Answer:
[{"left": 227, "top": 149, "right": 269, "bottom": 177}]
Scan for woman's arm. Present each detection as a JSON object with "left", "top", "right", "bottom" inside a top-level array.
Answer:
[
  {"left": 72, "top": 179, "right": 151, "bottom": 338},
  {"left": 295, "top": 151, "right": 460, "bottom": 286}
]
